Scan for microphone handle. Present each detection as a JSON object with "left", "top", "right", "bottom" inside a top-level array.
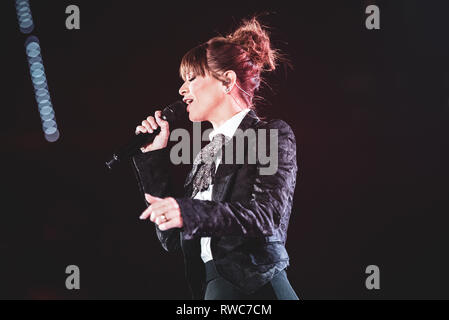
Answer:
[{"left": 105, "top": 127, "right": 161, "bottom": 170}]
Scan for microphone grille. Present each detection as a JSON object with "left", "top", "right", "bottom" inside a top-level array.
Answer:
[{"left": 162, "top": 100, "right": 187, "bottom": 123}]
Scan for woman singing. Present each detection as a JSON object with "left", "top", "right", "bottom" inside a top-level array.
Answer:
[{"left": 132, "top": 17, "right": 299, "bottom": 300}]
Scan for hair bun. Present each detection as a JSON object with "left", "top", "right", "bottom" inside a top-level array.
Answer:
[{"left": 228, "top": 17, "right": 278, "bottom": 72}]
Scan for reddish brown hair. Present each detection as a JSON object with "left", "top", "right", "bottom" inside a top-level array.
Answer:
[{"left": 179, "top": 16, "right": 284, "bottom": 109}]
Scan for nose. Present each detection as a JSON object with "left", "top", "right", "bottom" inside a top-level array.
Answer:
[{"left": 179, "top": 81, "right": 188, "bottom": 96}]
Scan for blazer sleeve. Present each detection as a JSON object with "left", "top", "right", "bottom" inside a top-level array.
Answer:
[
  {"left": 131, "top": 147, "right": 181, "bottom": 252},
  {"left": 176, "top": 119, "right": 298, "bottom": 240}
]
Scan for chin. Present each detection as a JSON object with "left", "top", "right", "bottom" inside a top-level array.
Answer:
[
  {"left": 188, "top": 113, "right": 201, "bottom": 122},
  {"left": 188, "top": 110, "right": 205, "bottom": 122}
]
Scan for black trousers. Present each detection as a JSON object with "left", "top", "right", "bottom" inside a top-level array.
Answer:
[{"left": 203, "top": 260, "right": 299, "bottom": 300}]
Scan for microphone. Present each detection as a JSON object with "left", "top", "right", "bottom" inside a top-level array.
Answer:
[{"left": 105, "top": 100, "right": 187, "bottom": 170}]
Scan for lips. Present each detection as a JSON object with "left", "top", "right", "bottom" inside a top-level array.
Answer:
[{"left": 183, "top": 98, "right": 194, "bottom": 112}]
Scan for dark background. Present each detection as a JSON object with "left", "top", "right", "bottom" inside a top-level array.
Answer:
[{"left": 1, "top": 0, "right": 448, "bottom": 299}]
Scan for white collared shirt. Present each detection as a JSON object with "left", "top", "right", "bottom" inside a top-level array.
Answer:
[{"left": 195, "top": 108, "right": 251, "bottom": 263}]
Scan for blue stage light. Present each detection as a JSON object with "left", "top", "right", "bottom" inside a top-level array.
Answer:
[
  {"left": 24, "top": 36, "right": 60, "bottom": 142},
  {"left": 15, "top": 0, "right": 34, "bottom": 34},
  {"left": 16, "top": 3, "right": 60, "bottom": 143}
]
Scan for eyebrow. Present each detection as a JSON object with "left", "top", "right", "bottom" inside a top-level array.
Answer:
[{"left": 185, "top": 72, "right": 195, "bottom": 80}]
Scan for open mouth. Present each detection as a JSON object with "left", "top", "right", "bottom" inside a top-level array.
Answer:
[{"left": 184, "top": 99, "right": 194, "bottom": 105}]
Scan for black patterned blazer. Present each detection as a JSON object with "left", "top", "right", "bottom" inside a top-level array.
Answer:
[{"left": 132, "top": 109, "right": 298, "bottom": 299}]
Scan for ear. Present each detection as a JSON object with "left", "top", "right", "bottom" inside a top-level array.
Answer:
[{"left": 222, "top": 70, "right": 237, "bottom": 93}]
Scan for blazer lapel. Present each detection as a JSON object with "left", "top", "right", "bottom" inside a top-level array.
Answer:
[
  {"left": 184, "top": 109, "right": 260, "bottom": 200},
  {"left": 212, "top": 110, "right": 260, "bottom": 201}
]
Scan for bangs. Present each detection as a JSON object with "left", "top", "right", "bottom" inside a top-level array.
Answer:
[{"left": 179, "top": 43, "right": 209, "bottom": 80}]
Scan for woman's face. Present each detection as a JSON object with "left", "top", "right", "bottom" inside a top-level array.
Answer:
[{"left": 179, "top": 71, "right": 225, "bottom": 123}]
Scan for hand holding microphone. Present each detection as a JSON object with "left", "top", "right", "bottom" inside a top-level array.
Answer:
[
  {"left": 134, "top": 108, "right": 184, "bottom": 231},
  {"left": 105, "top": 100, "right": 186, "bottom": 170},
  {"left": 135, "top": 110, "right": 170, "bottom": 153}
]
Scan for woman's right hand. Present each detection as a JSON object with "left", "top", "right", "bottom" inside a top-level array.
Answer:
[{"left": 135, "top": 110, "right": 170, "bottom": 153}]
